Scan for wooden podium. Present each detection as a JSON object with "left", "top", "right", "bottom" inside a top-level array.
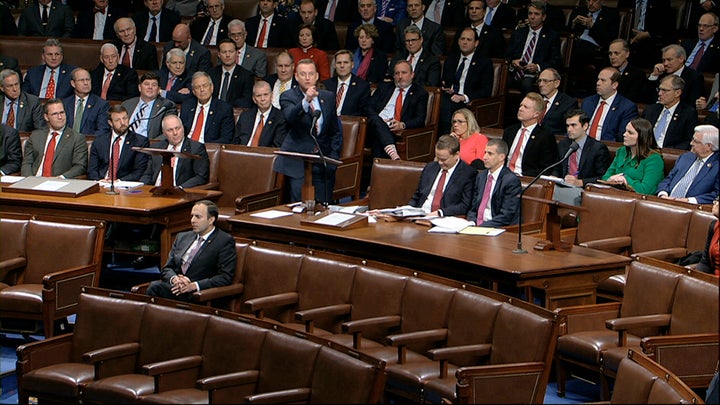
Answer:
[
  {"left": 274, "top": 151, "right": 342, "bottom": 201},
  {"left": 523, "top": 196, "right": 587, "bottom": 252},
  {"left": 133, "top": 147, "right": 201, "bottom": 196}
]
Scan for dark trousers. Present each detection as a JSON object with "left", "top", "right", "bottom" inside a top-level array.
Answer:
[{"left": 146, "top": 280, "right": 193, "bottom": 303}]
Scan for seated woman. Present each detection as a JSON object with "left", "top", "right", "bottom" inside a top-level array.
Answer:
[
  {"left": 449, "top": 108, "right": 488, "bottom": 167},
  {"left": 288, "top": 24, "right": 331, "bottom": 81},
  {"left": 697, "top": 197, "right": 719, "bottom": 276},
  {"left": 600, "top": 118, "right": 664, "bottom": 195},
  {"left": 351, "top": 24, "right": 388, "bottom": 85}
]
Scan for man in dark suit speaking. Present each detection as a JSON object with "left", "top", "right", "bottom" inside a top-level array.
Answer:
[{"left": 146, "top": 200, "right": 236, "bottom": 302}]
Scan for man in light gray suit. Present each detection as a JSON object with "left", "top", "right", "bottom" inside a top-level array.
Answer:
[
  {"left": 122, "top": 71, "right": 177, "bottom": 139},
  {"left": 227, "top": 19, "right": 267, "bottom": 78},
  {"left": 21, "top": 98, "right": 87, "bottom": 178},
  {"left": 0, "top": 69, "right": 45, "bottom": 132}
]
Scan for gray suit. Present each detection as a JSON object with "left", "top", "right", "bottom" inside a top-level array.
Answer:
[
  {"left": 238, "top": 44, "right": 268, "bottom": 78},
  {"left": 21, "top": 126, "right": 87, "bottom": 178},
  {"left": 1, "top": 93, "right": 46, "bottom": 132},
  {"left": 121, "top": 96, "right": 177, "bottom": 139}
]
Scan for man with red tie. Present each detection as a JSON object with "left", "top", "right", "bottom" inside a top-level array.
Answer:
[
  {"left": 21, "top": 98, "right": 87, "bottom": 178},
  {"left": 22, "top": 39, "right": 76, "bottom": 100},
  {"left": 87, "top": 105, "right": 149, "bottom": 181},
  {"left": 502, "top": 92, "right": 558, "bottom": 177},
  {"left": 580, "top": 67, "right": 638, "bottom": 142},
  {"left": 245, "top": 0, "right": 291, "bottom": 48},
  {"left": 91, "top": 43, "right": 140, "bottom": 102},
  {"left": 234, "top": 81, "right": 287, "bottom": 147},
  {"left": 179, "top": 72, "right": 235, "bottom": 144}
]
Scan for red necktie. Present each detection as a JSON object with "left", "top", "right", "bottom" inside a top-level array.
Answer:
[
  {"left": 476, "top": 173, "right": 494, "bottom": 225},
  {"left": 5, "top": 102, "right": 14, "bottom": 128},
  {"left": 589, "top": 100, "right": 605, "bottom": 139},
  {"left": 101, "top": 72, "right": 113, "bottom": 100},
  {"left": 257, "top": 19, "right": 268, "bottom": 48},
  {"left": 336, "top": 82, "right": 345, "bottom": 110},
  {"left": 45, "top": 69, "right": 56, "bottom": 99},
  {"left": 170, "top": 144, "right": 177, "bottom": 168},
  {"left": 42, "top": 131, "right": 58, "bottom": 176},
  {"left": 111, "top": 136, "right": 121, "bottom": 180},
  {"left": 122, "top": 45, "right": 131, "bottom": 67},
  {"left": 568, "top": 150, "right": 579, "bottom": 176},
  {"left": 166, "top": 75, "right": 176, "bottom": 91},
  {"left": 538, "top": 99, "right": 549, "bottom": 124},
  {"left": 408, "top": 54, "right": 414, "bottom": 64},
  {"left": 94, "top": 7, "right": 105, "bottom": 14},
  {"left": 328, "top": 0, "right": 337, "bottom": 20},
  {"left": 430, "top": 169, "right": 447, "bottom": 212},
  {"left": 689, "top": 42, "right": 705, "bottom": 70},
  {"left": 394, "top": 88, "right": 404, "bottom": 122},
  {"left": 191, "top": 106, "right": 204, "bottom": 141},
  {"left": 251, "top": 113, "right": 264, "bottom": 146},
  {"left": 508, "top": 128, "right": 527, "bottom": 172}
]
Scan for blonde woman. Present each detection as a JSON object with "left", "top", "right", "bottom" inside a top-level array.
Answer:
[{"left": 449, "top": 108, "right": 488, "bottom": 166}]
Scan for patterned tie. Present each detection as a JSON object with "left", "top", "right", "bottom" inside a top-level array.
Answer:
[
  {"left": 588, "top": 100, "right": 605, "bottom": 139},
  {"left": 408, "top": 53, "right": 414, "bottom": 65},
  {"left": 689, "top": 42, "right": 705, "bottom": 70},
  {"left": 508, "top": 128, "right": 527, "bottom": 173},
  {"left": 279, "top": 81, "right": 287, "bottom": 93},
  {"left": 203, "top": 20, "right": 216, "bottom": 45},
  {"left": 669, "top": 158, "right": 704, "bottom": 198},
  {"left": 148, "top": 16, "right": 157, "bottom": 42},
  {"left": 170, "top": 144, "right": 177, "bottom": 168},
  {"left": 122, "top": 45, "right": 131, "bottom": 66},
  {"left": 5, "top": 101, "right": 14, "bottom": 128},
  {"left": 568, "top": 149, "right": 579, "bottom": 176},
  {"left": 165, "top": 75, "right": 176, "bottom": 91},
  {"left": 220, "top": 72, "right": 230, "bottom": 101},
  {"left": 101, "top": 72, "right": 113, "bottom": 99},
  {"left": 516, "top": 32, "right": 536, "bottom": 81},
  {"left": 73, "top": 97, "right": 84, "bottom": 133},
  {"left": 476, "top": 173, "right": 494, "bottom": 225},
  {"left": 654, "top": 108, "right": 670, "bottom": 145},
  {"left": 394, "top": 88, "right": 404, "bottom": 122},
  {"left": 45, "top": 69, "right": 56, "bottom": 99},
  {"left": 191, "top": 106, "right": 204, "bottom": 141},
  {"left": 111, "top": 135, "right": 121, "bottom": 180},
  {"left": 42, "top": 131, "right": 58, "bottom": 176},
  {"left": 328, "top": 0, "right": 337, "bottom": 20},
  {"left": 636, "top": 0, "right": 646, "bottom": 31},
  {"left": 433, "top": 0, "right": 442, "bottom": 23},
  {"left": 336, "top": 82, "right": 345, "bottom": 111},
  {"left": 257, "top": 19, "right": 268, "bottom": 48},
  {"left": 130, "top": 102, "right": 146, "bottom": 132},
  {"left": 454, "top": 57, "right": 467, "bottom": 93},
  {"left": 431, "top": 169, "right": 447, "bottom": 212},
  {"left": 251, "top": 113, "right": 264, "bottom": 146},
  {"left": 181, "top": 236, "right": 204, "bottom": 274}
]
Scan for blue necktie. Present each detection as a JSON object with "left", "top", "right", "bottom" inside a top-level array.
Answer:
[
  {"left": 454, "top": 57, "right": 467, "bottom": 93},
  {"left": 653, "top": 109, "right": 670, "bottom": 144}
]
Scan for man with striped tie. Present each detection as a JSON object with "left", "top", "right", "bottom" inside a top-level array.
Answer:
[{"left": 121, "top": 72, "right": 177, "bottom": 139}]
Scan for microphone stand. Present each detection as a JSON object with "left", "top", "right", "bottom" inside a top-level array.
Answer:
[
  {"left": 106, "top": 136, "right": 120, "bottom": 195},
  {"left": 309, "top": 109, "right": 330, "bottom": 206},
  {"left": 513, "top": 142, "right": 579, "bottom": 254}
]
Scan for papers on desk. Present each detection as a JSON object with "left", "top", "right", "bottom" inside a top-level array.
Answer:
[
  {"left": 314, "top": 212, "right": 356, "bottom": 226},
  {"left": 1, "top": 175, "right": 24, "bottom": 184},
  {"left": 251, "top": 210, "right": 294, "bottom": 219},
  {"left": 98, "top": 180, "right": 144, "bottom": 190},
  {"left": 379, "top": 205, "right": 427, "bottom": 217},
  {"left": 327, "top": 205, "right": 369, "bottom": 214},
  {"left": 540, "top": 175, "right": 580, "bottom": 188},
  {"left": 427, "top": 216, "right": 505, "bottom": 236}
]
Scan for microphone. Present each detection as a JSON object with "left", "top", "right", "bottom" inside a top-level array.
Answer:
[
  {"left": 310, "top": 109, "right": 322, "bottom": 133},
  {"left": 513, "top": 142, "right": 579, "bottom": 254},
  {"left": 106, "top": 135, "right": 123, "bottom": 195},
  {"left": 308, "top": 108, "right": 330, "bottom": 204}
]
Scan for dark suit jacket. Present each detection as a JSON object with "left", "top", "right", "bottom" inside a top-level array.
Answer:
[
  {"left": 682, "top": 37, "right": 720, "bottom": 74},
  {"left": 209, "top": 65, "right": 254, "bottom": 108},
  {"left": 73, "top": 6, "right": 127, "bottom": 40},
  {"left": 161, "top": 40, "right": 212, "bottom": 76},
  {"left": 567, "top": 5, "right": 619, "bottom": 49},
  {"left": 617, "top": 63, "right": 647, "bottom": 103},
  {"left": 390, "top": 49, "right": 441, "bottom": 87},
  {"left": 0, "top": 3, "right": 17, "bottom": 36},
  {"left": 62, "top": 94, "right": 111, "bottom": 136},
  {"left": 18, "top": 0, "right": 74, "bottom": 37},
  {"left": 189, "top": 14, "right": 233, "bottom": 44},
  {"left": 140, "top": 138, "right": 210, "bottom": 188},
  {"left": 581, "top": 93, "right": 639, "bottom": 142},
  {"left": 157, "top": 68, "right": 192, "bottom": 104},
  {"left": 368, "top": 82, "right": 429, "bottom": 129},
  {"left": 87, "top": 130, "right": 149, "bottom": 181},
  {"left": 484, "top": 3, "right": 516, "bottom": 30},
  {"left": 22, "top": 63, "right": 76, "bottom": 100},
  {"left": 353, "top": 48, "right": 389, "bottom": 85},
  {"left": 238, "top": 44, "right": 268, "bottom": 78},
  {"left": 115, "top": 38, "right": 159, "bottom": 71},
  {"left": 641, "top": 102, "right": 698, "bottom": 150},
  {"left": 0, "top": 55, "right": 21, "bottom": 77},
  {"left": 505, "top": 25, "right": 562, "bottom": 71},
  {"left": 441, "top": 52, "right": 493, "bottom": 100},
  {"left": 697, "top": 219, "right": 718, "bottom": 274},
  {"left": 503, "top": 124, "right": 559, "bottom": 177},
  {"left": 246, "top": 13, "right": 292, "bottom": 48},
  {"left": 646, "top": 68, "right": 706, "bottom": 106},
  {"left": 0, "top": 124, "right": 21, "bottom": 175},
  {"left": 466, "top": 166, "right": 521, "bottom": 226},
  {"left": 422, "top": 0, "right": 465, "bottom": 27},
  {"left": 321, "top": 74, "right": 371, "bottom": 116},
  {"left": 21, "top": 127, "right": 87, "bottom": 178},
  {"left": 316, "top": 0, "right": 359, "bottom": 23},
  {"left": 657, "top": 151, "right": 719, "bottom": 203},
  {"left": 408, "top": 159, "right": 477, "bottom": 217},
  {"left": 234, "top": 107, "right": 286, "bottom": 147},
  {"left": 452, "top": 23, "right": 506, "bottom": 58},
  {"left": 90, "top": 63, "right": 140, "bottom": 102},
  {"left": 290, "top": 16, "right": 340, "bottom": 51},
  {"left": 121, "top": 96, "right": 178, "bottom": 139},
  {"left": 133, "top": 8, "right": 181, "bottom": 43},
  {"left": 617, "top": 0, "right": 674, "bottom": 43},
  {"left": 540, "top": 91, "right": 578, "bottom": 136},
  {"left": 0, "top": 92, "right": 46, "bottom": 132},
  {"left": 180, "top": 98, "right": 235, "bottom": 144},
  {"left": 160, "top": 228, "right": 236, "bottom": 291},
  {"left": 346, "top": 19, "right": 396, "bottom": 54},
  {"left": 553, "top": 136, "right": 611, "bottom": 185},
  {"left": 395, "top": 17, "right": 445, "bottom": 56}
]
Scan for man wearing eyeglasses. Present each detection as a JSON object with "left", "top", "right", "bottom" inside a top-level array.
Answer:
[
  {"left": 389, "top": 25, "right": 441, "bottom": 87},
  {"left": 641, "top": 75, "right": 698, "bottom": 150},
  {"left": 227, "top": 19, "right": 267, "bottom": 78},
  {"left": 189, "top": 0, "right": 232, "bottom": 46},
  {"left": 645, "top": 44, "right": 705, "bottom": 105},
  {"left": 179, "top": 71, "right": 234, "bottom": 144},
  {"left": 536, "top": 68, "right": 577, "bottom": 136},
  {"left": 681, "top": 12, "right": 719, "bottom": 74},
  {"left": 21, "top": 98, "right": 87, "bottom": 178}
]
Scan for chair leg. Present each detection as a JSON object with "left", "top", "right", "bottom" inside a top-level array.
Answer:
[
  {"left": 555, "top": 358, "right": 567, "bottom": 397},
  {"left": 600, "top": 373, "right": 611, "bottom": 401}
]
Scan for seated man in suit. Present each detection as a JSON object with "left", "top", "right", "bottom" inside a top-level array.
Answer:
[
  {"left": 581, "top": 67, "right": 638, "bottom": 141},
  {"left": 408, "top": 135, "right": 477, "bottom": 217},
  {"left": 566, "top": 0, "right": 619, "bottom": 83},
  {"left": 146, "top": 200, "right": 236, "bottom": 303},
  {"left": 657, "top": 124, "right": 719, "bottom": 204},
  {"left": 390, "top": 25, "right": 441, "bottom": 87},
  {"left": 451, "top": 0, "right": 505, "bottom": 58},
  {"left": 88, "top": 105, "right": 149, "bottom": 181},
  {"left": 114, "top": 17, "right": 159, "bottom": 71},
  {"left": 537, "top": 68, "right": 577, "bottom": 136},
  {"left": 210, "top": 39, "right": 254, "bottom": 108},
  {"left": 292, "top": 0, "right": 340, "bottom": 51},
  {"left": 466, "top": 138, "right": 521, "bottom": 226},
  {"left": 23, "top": 39, "right": 76, "bottom": 100},
  {"left": 73, "top": 0, "right": 127, "bottom": 40},
  {"left": 18, "top": 0, "right": 74, "bottom": 38},
  {"left": 395, "top": 0, "right": 444, "bottom": 56},
  {"left": 322, "top": 49, "right": 371, "bottom": 116},
  {"left": 424, "top": 0, "right": 465, "bottom": 27},
  {"left": 158, "top": 47, "right": 192, "bottom": 104},
  {"left": 91, "top": 43, "right": 140, "bottom": 102},
  {"left": 189, "top": 0, "right": 232, "bottom": 46},
  {"left": 180, "top": 72, "right": 235, "bottom": 144},
  {"left": 645, "top": 44, "right": 705, "bottom": 105},
  {"left": 268, "top": 52, "right": 298, "bottom": 109},
  {"left": 0, "top": 55, "right": 21, "bottom": 77},
  {"left": 227, "top": 19, "right": 268, "bottom": 78},
  {"left": 1, "top": 69, "right": 46, "bottom": 132},
  {"left": 345, "top": 0, "right": 396, "bottom": 54},
  {"left": 134, "top": 0, "right": 181, "bottom": 43},
  {"left": 122, "top": 71, "right": 178, "bottom": 139},
  {"left": 483, "top": 0, "right": 517, "bottom": 29},
  {"left": 608, "top": 39, "right": 647, "bottom": 103},
  {"left": 21, "top": 98, "right": 88, "bottom": 178},
  {"left": 366, "top": 60, "right": 428, "bottom": 160},
  {"left": 234, "top": 80, "right": 287, "bottom": 147},
  {"left": 503, "top": 91, "right": 559, "bottom": 177},
  {"left": 162, "top": 23, "right": 212, "bottom": 77},
  {"left": 63, "top": 68, "right": 110, "bottom": 137},
  {"left": 682, "top": 12, "right": 719, "bottom": 74},
  {"left": 641, "top": 75, "right": 698, "bottom": 150},
  {"left": 0, "top": 124, "right": 21, "bottom": 175},
  {"left": 553, "top": 109, "right": 611, "bottom": 186},
  {"left": 140, "top": 114, "right": 210, "bottom": 188},
  {"left": 246, "top": 0, "right": 291, "bottom": 48}
]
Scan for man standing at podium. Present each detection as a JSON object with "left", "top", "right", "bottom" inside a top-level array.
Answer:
[{"left": 275, "top": 59, "right": 343, "bottom": 203}]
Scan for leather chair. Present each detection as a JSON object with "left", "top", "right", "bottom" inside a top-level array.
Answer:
[
  {"left": 575, "top": 191, "right": 637, "bottom": 255},
  {"left": 334, "top": 115, "right": 368, "bottom": 201},
  {"left": 394, "top": 86, "right": 442, "bottom": 162},
  {"left": 361, "top": 158, "right": 425, "bottom": 210},
  {"left": 469, "top": 58, "right": 509, "bottom": 128}
]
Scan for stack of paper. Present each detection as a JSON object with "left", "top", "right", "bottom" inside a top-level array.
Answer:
[
  {"left": 427, "top": 217, "right": 506, "bottom": 236},
  {"left": 379, "top": 205, "right": 427, "bottom": 217}
]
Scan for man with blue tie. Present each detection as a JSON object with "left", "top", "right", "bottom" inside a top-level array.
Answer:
[
  {"left": 121, "top": 72, "right": 177, "bottom": 139},
  {"left": 641, "top": 75, "right": 698, "bottom": 150}
]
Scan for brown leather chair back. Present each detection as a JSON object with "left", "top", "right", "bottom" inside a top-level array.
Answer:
[
  {"left": 490, "top": 303, "right": 554, "bottom": 365},
  {"left": 311, "top": 347, "right": 381, "bottom": 403},
  {"left": 255, "top": 332, "right": 321, "bottom": 393},
  {"left": 204, "top": 142, "right": 222, "bottom": 185},
  {"left": 334, "top": 115, "right": 368, "bottom": 200},
  {"left": 224, "top": 0, "right": 260, "bottom": 20},
  {"left": 241, "top": 245, "right": 304, "bottom": 320},
  {"left": 519, "top": 176, "right": 553, "bottom": 226},
  {"left": 399, "top": 278, "right": 456, "bottom": 354},
  {"left": 669, "top": 274, "right": 719, "bottom": 335},
  {"left": 444, "top": 290, "right": 502, "bottom": 365},
  {"left": 686, "top": 210, "right": 716, "bottom": 252},
  {"left": 610, "top": 351, "right": 659, "bottom": 403},
  {"left": 138, "top": 304, "right": 210, "bottom": 367},
  {"left": 215, "top": 145, "right": 280, "bottom": 212},
  {"left": 296, "top": 256, "right": 356, "bottom": 332},
  {"left": 576, "top": 192, "right": 636, "bottom": 249},
  {"left": 425, "top": 86, "right": 441, "bottom": 127},
  {"left": 348, "top": 266, "right": 408, "bottom": 341},
  {"left": 630, "top": 201, "right": 692, "bottom": 254},
  {"left": 264, "top": 48, "right": 283, "bottom": 76},
  {"left": 199, "top": 316, "right": 267, "bottom": 380},
  {"left": 619, "top": 261, "right": 681, "bottom": 337},
  {"left": 367, "top": 158, "right": 425, "bottom": 210},
  {"left": 0, "top": 218, "right": 27, "bottom": 264}
]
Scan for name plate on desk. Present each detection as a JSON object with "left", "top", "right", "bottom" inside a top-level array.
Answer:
[
  {"left": 4, "top": 177, "right": 100, "bottom": 198},
  {"left": 301, "top": 212, "right": 368, "bottom": 230}
]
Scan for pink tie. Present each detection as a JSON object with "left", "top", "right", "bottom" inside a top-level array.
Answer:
[
  {"left": 101, "top": 72, "right": 113, "bottom": 100},
  {"left": 166, "top": 75, "right": 176, "bottom": 91},
  {"left": 181, "top": 236, "right": 204, "bottom": 274},
  {"left": 476, "top": 174, "right": 494, "bottom": 225},
  {"left": 568, "top": 150, "right": 579, "bottom": 176}
]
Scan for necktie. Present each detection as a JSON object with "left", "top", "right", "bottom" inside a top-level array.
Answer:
[
  {"left": 430, "top": 169, "right": 447, "bottom": 212},
  {"left": 454, "top": 57, "right": 467, "bottom": 93},
  {"left": 279, "top": 81, "right": 287, "bottom": 93},
  {"left": 689, "top": 42, "right": 705, "bottom": 70},
  {"left": 203, "top": 20, "right": 216, "bottom": 45},
  {"left": 328, "top": 0, "right": 337, "bottom": 20},
  {"left": 476, "top": 173, "right": 494, "bottom": 225},
  {"left": 516, "top": 32, "right": 536, "bottom": 81},
  {"left": 170, "top": 144, "right": 177, "bottom": 168},
  {"left": 181, "top": 236, "right": 204, "bottom": 274},
  {"left": 41, "top": 5, "right": 48, "bottom": 26},
  {"left": 42, "top": 131, "right": 58, "bottom": 176},
  {"left": 5, "top": 102, "right": 14, "bottom": 128},
  {"left": 538, "top": 99, "right": 549, "bottom": 124},
  {"left": 101, "top": 72, "right": 113, "bottom": 99},
  {"left": 508, "top": 128, "right": 527, "bottom": 172},
  {"left": 45, "top": 69, "right": 56, "bottom": 99},
  {"left": 636, "top": 0, "right": 646, "bottom": 31},
  {"left": 111, "top": 136, "right": 121, "bottom": 180},
  {"left": 257, "top": 19, "right": 268, "bottom": 48},
  {"left": 394, "top": 88, "right": 404, "bottom": 122},
  {"left": 408, "top": 53, "right": 414, "bottom": 65},
  {"left": 130, "top": 102, "right": 146, "bottom": 132},
  {"left": 122, "top": 45, "right": 131, "bottom": 66},
  {"left": 148, "top": 16, "right": 157, "bottom": 42},
  {"left": 433, "top": 0, "right": 442, "bottom": 23},
  {"left": 73, "top": 98, "right": 84, "bottom": 133},
  {"left": 568, "top": 149, "right": 579, "bottom": 176},
  {"left": 654, "top": 108, "right": 670, "bottom": 144},
  {"left": 94, "top": 6, "right": 105, "bottom": 14},
  {"left": 191, "top": 106, "right": 204, "bottom": 141},
  {"left": 336, "top": 82, "right": 345, "bottom": 110},
  {"left": 589, "top": 100, "right": 605, "bottom": 139},
  {"left": 485, "top": 7, "right": 494, "bottom": 25},
  {"left": 670, "top": 158, "right": 704, "bottom": 198},
  {"left": 220, "top": 72, "right": 230, "bottom": 101},
  {"left": 251, "top": 113, "right": 264, "bottom": 146},
  {"left": 166, "top": 75, "right": 176, "bottom": 91}
]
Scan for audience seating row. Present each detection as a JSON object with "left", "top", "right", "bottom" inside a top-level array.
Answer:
[
  {"left": 554, "top": 256, "right": 719, "bottom": 400},
  {"left": 16, "top": 287, "right": 387, "bottom": 404},
  {"left": 132, "top": 236, "right": 559, "bottom": 403}
]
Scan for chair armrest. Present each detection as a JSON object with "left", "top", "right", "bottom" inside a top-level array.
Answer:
[
  {"left": 192, "top": 283, "right": 245, "bottom": 303},
  {"left": 632, "top": 248, "right": 688, "bottom": 262},
  {"left": 385, "top": 328, "right": 448, "bottom": 347},
  {"left": 244, "top": 292, "right": 299, "bottom": 318},
  {"left": 83, "top": 342, "right": 140, "bottom": 364},
  {"left": 42, "top": 263, "right": 99, "bottom": 287},
  {"left": 555, "top": 302, "right": 622, "bottom": 335},
  {"left": 455, "top": 362, "right": 546, "bottom": 404},
  {"left": 642, "top": 333, "right": 720, "bottom": 355},
  {"left": 295, "top": 304, "right": 352, "bottom": 333},
  {"left": 641, "top": 333, "right": 719, "bottom": 386},
  {"left": 427, "top": 343, "right": 492, "bottom": 378},
  {"left": 0, "top": 257, "right": 26, "bottom": 281},
  {"left": 578, "top": 236, "right": 632, "bottom": 254},
  {"left": 235, "top": 189, "right": 283, "bottom": 214},
  {"left": 605, "top": 314, "right": 671, "bottom": 346},
  {"left": 342, "top": 315, "right": 402, "bottom": 350},
  {"left": 16, "top": 334, "right": 73, "bottom": 374},
  {"left": 198, "top": 370, "right": 259, "bottom": 391},
  {"left": 144, "top": 355, "right": 204, "bottom": 393},
  {"left": 186, "top": 182, "right": 219, "bottom": 191},
  {"left": 131, "top": 282, "right": 151, "bottom": 294},
  {"left": 245, "top": 388, "right": 312, "bottom": 403},
  {"left": 143, "top": 355, "right": 203, "bottom": 376}
]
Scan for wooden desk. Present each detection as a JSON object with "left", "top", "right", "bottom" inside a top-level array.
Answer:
[
  {"left": 228, "top": 208, "right": 631, "bottom": 309},
  {"left": 0, "top": 186, "right": 222, "bottom": 261}
]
